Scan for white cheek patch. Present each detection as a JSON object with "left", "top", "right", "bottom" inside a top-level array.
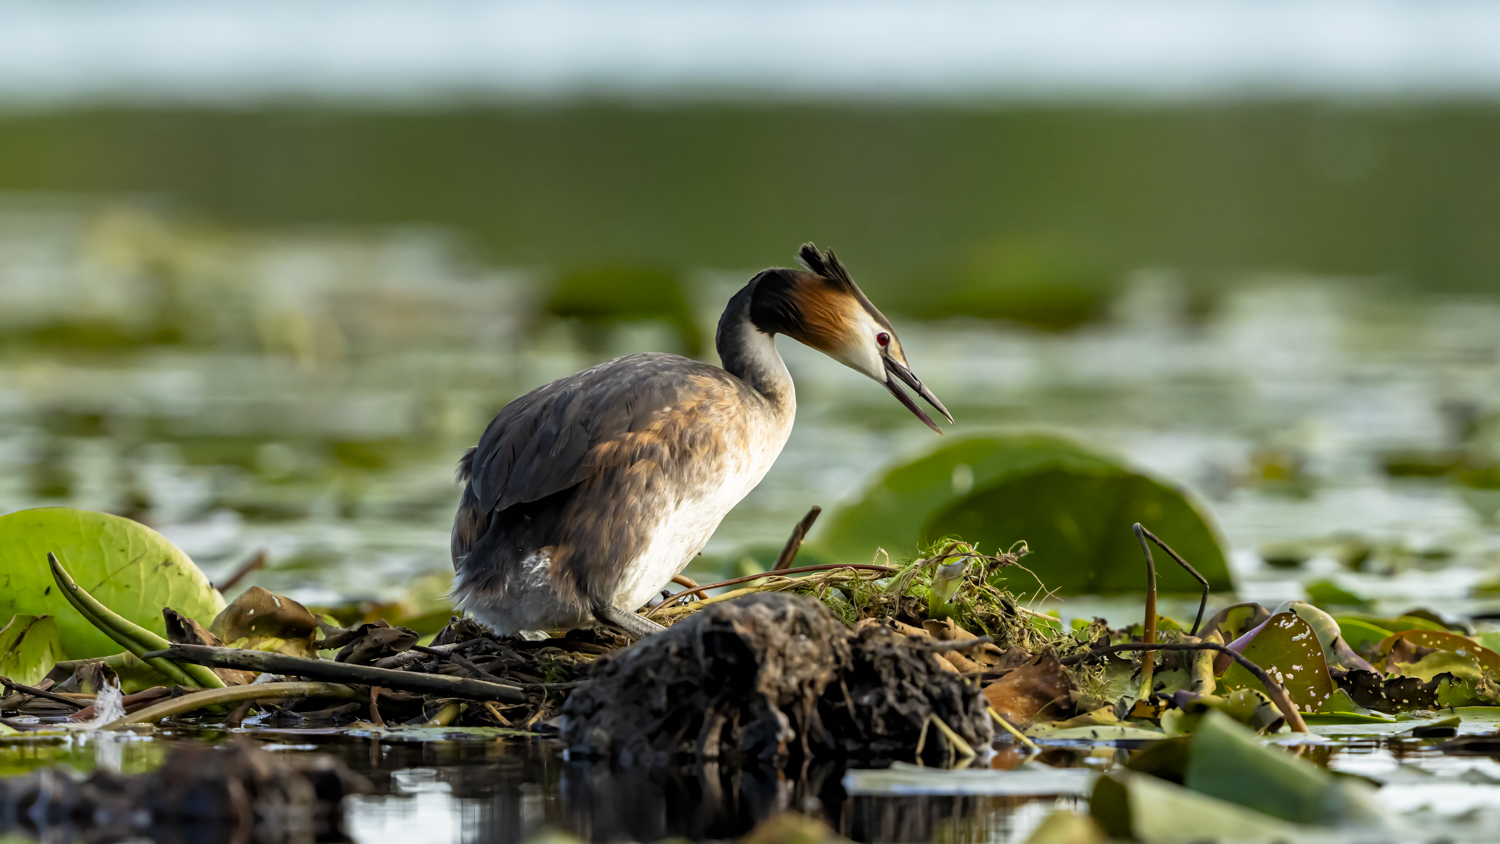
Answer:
[{"left": 831, "top": 310, "right": 887, "bottom": 382}]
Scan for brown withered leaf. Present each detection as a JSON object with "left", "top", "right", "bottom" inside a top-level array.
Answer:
[
  {"left": 164, "top": 607, "right": 219, "bottom": 647},
  {"left": 209, "top": 586, "right": 321, "bottom": 658},
  {"left": 929, "top": 653, "right": 961, "bottom": 673},
  {"left": 923, "top": 618, "right": 1008, "bottom": 668},
  {"left": 983, "top": 650, "right": 1079, "bottom": 725},
  {"left": 326, "top": 621, "right": 419, "bottom": 665},
  {"left": 940, "top": 648, "right": 982, "bottom": 673},
  {"left": 164, "top": 608, "right": 253, "bottom": 685}
]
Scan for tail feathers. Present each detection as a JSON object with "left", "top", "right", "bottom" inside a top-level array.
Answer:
[{"left": 456, "top": 446, "right": 478, "bottom": 483}]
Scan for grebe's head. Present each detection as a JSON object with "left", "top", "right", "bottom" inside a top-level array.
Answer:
[{"left": 748, "top": 243, "right": 952, "bottom": 434}]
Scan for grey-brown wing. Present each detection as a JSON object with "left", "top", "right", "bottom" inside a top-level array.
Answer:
[{"left": 454, "top": 353, "right": 729, "bottom": 564}]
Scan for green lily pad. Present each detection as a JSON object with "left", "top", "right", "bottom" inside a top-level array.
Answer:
[
  {"left": 1092, "top": 770, "right": 1306, "bottom": 843},
  {"left": 1185, "top": 711, "right": 1387, "bottom": 828},
  {"left": 1333, "top": 617, "right": 1397, "bottom": 652},
  {"left": 1219, "top": 612, "right": 1335, "bottom": 712},
  {"left": 1447, "top": 706, "right": 1500, "bottom": 735},
  {"left": 820, "top": 433, "right": 1232, "bottom": 595},
  {"left": 1304, "top": 580, "right": 1373, "bottom": 611},
  {"left": 1200, "top": 602, "right": 1271, "bottom": 641},
  {"left": 1336, "top": 613, "right": 1449, "bottom": 644},
  {"left": 1312, "top": 688, "right": 1378, "bottom": 719},
  {"left": 1309, "top": 714, "right": 1459, "bottom": 737},
  {"left": 0, "top": 615, "right": 65, "bottom": 686},
  {"left": 0, "top": 508, "right": 225, "bottom": 658}
]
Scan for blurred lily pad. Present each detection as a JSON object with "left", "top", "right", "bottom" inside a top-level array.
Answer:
[
  {"left": 547, "top": 267, "right": 701, "bottom": 356},
  {"left": 1333, "top": 613, "right": 1449, "bottom": 651},
  {"left": 821, "top": 433, "right": 1232, "bottom": 595},
  {"left": 1334, "top": 617, "right": 1396, "bottom": 652},
  {"left": 1304, "top": 580, "right": 1373, "bottom": 611},
  {"left": 905, "top": 238, "right": 1112, "bottom": 330},
  {"left": 0, "top": 507, "right": 225, "bottom": 658},
  {"left": 0, "top": 615, "right": 65, "bottom": 686},
  {"left": 1091, "top": 770, "right": 1304, "bottom": 843},
  {"left": 1185, "top": 711, "right": 1387, "bottom": 828}
]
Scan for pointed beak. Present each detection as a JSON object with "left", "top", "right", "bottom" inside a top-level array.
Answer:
[{"left": 883, "top": 357, "right": 953, "bottom": 435}]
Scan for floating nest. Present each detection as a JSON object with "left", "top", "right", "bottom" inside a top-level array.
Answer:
[{"left": 561, "top": 593, "right": 993, "bottom": 767}]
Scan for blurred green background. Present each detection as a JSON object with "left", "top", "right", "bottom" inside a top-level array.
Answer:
[
  {"left": 2, "top": 2, "right": 1499, "bottom": 624},
  {"left": 4, "top": 103, "right": 1499, "bottom": 306}
]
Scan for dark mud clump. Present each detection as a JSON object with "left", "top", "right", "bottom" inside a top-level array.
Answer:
[
  {"left": 561, "top": 593, "right": 992, "bottom": 766},
  {"left": 0, "top": 739, "right": 370, "bottom": 844}
]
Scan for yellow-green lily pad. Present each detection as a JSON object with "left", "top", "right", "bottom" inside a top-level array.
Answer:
[
  {"left": 0, "top": 614, "right": 65, "bottom": 686},
  {"left": 0, "top": 508, "right": 224, "bottom": 658}
]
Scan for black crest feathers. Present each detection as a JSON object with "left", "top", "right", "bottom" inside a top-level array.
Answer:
[{"left": 797, "top": 242, "right": 855, "bottom": 289}]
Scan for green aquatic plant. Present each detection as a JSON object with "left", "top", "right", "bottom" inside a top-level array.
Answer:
[{"left": 818, "top": 433, "right": 1233, "bottom": 596}]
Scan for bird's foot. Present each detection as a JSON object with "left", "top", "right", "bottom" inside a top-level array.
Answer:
[{"left": 594, "top": 604, "right": 666, "bottom": 641}]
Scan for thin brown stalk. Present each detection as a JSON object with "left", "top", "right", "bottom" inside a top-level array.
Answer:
[
  {"left": 772, "top": 505, "right": 822, "bottom": 571},
  {"left": 1061, "top": 642, "right": 1308, "bottom": 733},
  {"left": 368, "top": 686, "right": 386, "bottom": 728},
  {"left": 224, "top": 699, "right": 255, "bottom": 728},
  {"left": 213, "top": 549, "right": 267, "bottom": 594},
  {"left": 103, "top": 681, "right": 361, "bottom": 728},
  {"left": 0, "top": 677, "right": 86, "bottom": 710},
  {"left": 147, "top": 644, "right": 529, "bottom": 703},
  {"left": 1135, "top": 524, "right": 1158, "bottom": 697},
  {"left": 644, "top": 563, "right": 897, "bottom": 618}
]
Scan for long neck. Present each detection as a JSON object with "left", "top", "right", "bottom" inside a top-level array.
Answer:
[{"left": 716, "top": 281, "right": 795, "bottom": 407}]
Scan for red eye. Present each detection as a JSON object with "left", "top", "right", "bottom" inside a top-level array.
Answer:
[{"left": 876, "top": 332, "right": 890, "bottom": 348}]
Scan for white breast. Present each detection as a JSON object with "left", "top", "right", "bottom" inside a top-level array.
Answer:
[{"left": 612, "top": 409, "right": 794, "bottom": 611}]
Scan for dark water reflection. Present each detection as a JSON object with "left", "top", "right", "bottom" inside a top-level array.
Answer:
[
  {"left": 4, "top": 728, "right": 1495, "bottom": 843},
  {"left": 223, "top": 731, "right": 1066, "bottom": 843}
]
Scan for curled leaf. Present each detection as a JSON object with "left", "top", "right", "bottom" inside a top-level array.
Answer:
[
  {"left": 210, "top": 586, "right": 321, "bottom": 658},
  {"left": 164, "top": 609, "right": 253, "bottom": 685}
]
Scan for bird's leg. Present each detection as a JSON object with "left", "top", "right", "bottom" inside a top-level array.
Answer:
[{"left": 594, "top": 604, "right": 666, "bottom": 641}]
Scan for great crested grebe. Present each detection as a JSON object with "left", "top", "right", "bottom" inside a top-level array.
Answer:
[{"left": 450, "top": 243, "right": 951, "bottom": 639}]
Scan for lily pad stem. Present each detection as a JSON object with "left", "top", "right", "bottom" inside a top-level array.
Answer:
[{"left": 48, "top": 553, "right": 225, "bottom": 690}]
